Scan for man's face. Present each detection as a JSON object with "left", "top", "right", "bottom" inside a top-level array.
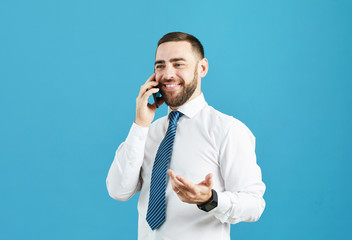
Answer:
[{"left": 154, "top": 41, "right": 201, "bottom": 108}]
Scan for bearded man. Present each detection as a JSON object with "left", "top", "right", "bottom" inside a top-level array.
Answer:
[{"left": 106, "top": 32, "right": 266, "bottom": 240}]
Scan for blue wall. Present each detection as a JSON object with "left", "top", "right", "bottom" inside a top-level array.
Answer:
[{"left": 1, "top": 0, "right": 351, "bottom": 239}]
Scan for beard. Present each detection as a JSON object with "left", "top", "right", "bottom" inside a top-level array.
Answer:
[{"left": 158, "top": 67, "right": 198, "bottom": 108}]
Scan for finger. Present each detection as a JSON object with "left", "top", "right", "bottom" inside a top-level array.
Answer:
[
  {"left": 199, "top": 173, "right": 212, "bottom": 185},
  {"left": 176, "top": 175, "right": 195, "bottom": 190},
  {"left": 168, "top": 170, "right": 182, "bottom": 193},
  {"left": 169, "top": 177, "right": 179, "bottom": 192},
  {"left": 175, "top": 175, "right": 197, "bottom": 194},
  {"left": 176, "top": 190, "right": 189, "bottom": 202},
  {"left": 168, "top": 170, "right": 184, "bottom": 187},
  {"left": 139, "top": 79, "right": 159, "bottom": 97},
  {"left": 140, "top": 87, "right": 160, "bottom": 104},
  {"left": 168, "top": 170, "right": 176, "bottom": 184},
  {"left": 145, "top": 73, "right": 158, "bottom": 88},
  {"left": 205, "top": 173, "right": 213, "bottom": 187},
  {"left": 138, "top": 73, "right": 157, "bottom": 96},
  {"left": 167, "top": 169, "right": 176, "bottom": 178},
  {"left": 170, "top": 175, "right": 186, "bottom": 191},
  {"left": 168, "top": 170, "right": 189, "bottom": 193},
  {"left": 146, "top": 73, "right": 156, "bottom": 83},
  {"left": 174, "top": 186, "right": 181, "bottom": 194},
  {"left": 167, "top": 169, "right": 178, "bottom": 186}
]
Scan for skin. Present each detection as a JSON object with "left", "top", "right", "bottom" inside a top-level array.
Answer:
[{"left": 134, "top": 41, "right": 213, "bottom": 204}]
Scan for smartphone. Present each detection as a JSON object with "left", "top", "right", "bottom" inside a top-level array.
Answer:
[
  {"left": 152, "top": 72, "right": 162, "bottom": 108},
  {"left": 152, "top": 89, "right": 162, "bottom": 108}
]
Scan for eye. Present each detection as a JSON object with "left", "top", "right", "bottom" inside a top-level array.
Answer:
[
  {"left": 174, "top": 63, "right": 184, "bottom": 67},
  {"left": 155, "top": 65, "right": 165, "bottom": 69}
]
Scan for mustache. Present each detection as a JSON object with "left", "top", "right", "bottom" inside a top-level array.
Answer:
[{"left": 158, "top": 78, "right": 185, "bottom": 85}]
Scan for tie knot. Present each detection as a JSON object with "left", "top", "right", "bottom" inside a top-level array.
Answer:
[{"left": 169, "top": 111, "right": 181, "bottom": 125}]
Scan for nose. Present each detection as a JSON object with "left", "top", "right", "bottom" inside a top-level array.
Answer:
[{"left": 162, "top": 65, "right": 176, "bottom": 80}]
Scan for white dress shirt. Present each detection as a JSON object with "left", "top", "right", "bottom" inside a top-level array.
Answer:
[{"left": 106, "top": 93, "right": 265, "bottom": 240}]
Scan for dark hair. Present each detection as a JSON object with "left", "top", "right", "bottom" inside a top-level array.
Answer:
[{"left": 157, "top": 32, "right": 204, "bottom": 59}]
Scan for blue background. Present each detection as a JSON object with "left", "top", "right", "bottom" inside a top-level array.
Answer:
[{"left": 1, "top": 0, "right": 351, "bottom": 239}]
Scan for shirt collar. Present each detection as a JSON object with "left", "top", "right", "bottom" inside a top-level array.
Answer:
[{"left": 168, "top": 93, "right": 207, "bottom": 119}]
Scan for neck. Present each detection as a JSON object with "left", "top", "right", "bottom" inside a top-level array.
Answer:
[{"left": 169, "top": 91, "right": 202, "bottom": 111}]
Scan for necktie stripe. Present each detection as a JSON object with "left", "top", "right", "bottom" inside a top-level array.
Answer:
[
  {"left": 156, "top": 137, "right": 175, "bottom": 154},
  {"left": 150, "top": 173, "right": 166, "bottom": 186},
  {"left": 158, "top": 137, "right": 175, "bottom": 151},
  {"left": 149, "top": 180, "right": 166, "bottom": 195},
  {"left": 146, "top": 111, "right": 181, "bottom": 230},
  {"left": 156, "top": 138, "right": 176, "bottom": 157},
  {"left": 147, "top": 201, "right": 164, "bottom": 214},
  {"left": 150, "top": 164, "right": 168, "bottom": 180},
  {"left": 154, "top": 153, "right": 171, "bottom": 167}
]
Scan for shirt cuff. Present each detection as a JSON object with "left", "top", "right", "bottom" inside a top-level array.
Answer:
[
  {"left": 125, "top": 122, "right": 149, "bottom": 150},
  {"left": 210, "top": 191, "right": 237, "bottom": 223}
]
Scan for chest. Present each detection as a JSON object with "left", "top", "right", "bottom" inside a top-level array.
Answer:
[{"left": 142, "top": 120, "right": 221, "bottom": 183}]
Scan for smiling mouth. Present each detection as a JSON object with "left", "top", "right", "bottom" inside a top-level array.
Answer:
[{"left": 163, "top": 83, "right": 181, "bottom": 91}]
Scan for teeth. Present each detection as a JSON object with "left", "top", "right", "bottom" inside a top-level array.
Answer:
[{"left": 166, "top": 84, "right": 177, "bottom": 87}]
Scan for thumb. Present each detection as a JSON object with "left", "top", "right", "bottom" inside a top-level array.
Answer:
[
  {"left": 167, "top": 169, "right": 175, "bottom": 178},
  {"left": 205, "top": 173, "right": 213, "bottom": 187}
]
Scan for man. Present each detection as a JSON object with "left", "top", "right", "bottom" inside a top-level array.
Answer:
[{"left": 106, "top": 32, "right": 265, "bottom": 240}]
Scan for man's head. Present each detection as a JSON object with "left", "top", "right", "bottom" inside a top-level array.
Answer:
[
  {"left": 157, "top": 32, "right": 204, "bottom": 61},
  {"left": 154, "top": 32, "right": 208, "bottom": 109}
]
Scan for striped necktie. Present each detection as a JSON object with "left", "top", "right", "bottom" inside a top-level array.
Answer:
[{"left": 146, "top": 111, "right": 181, "bottom": 230}]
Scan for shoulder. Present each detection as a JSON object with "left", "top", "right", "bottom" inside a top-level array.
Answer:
[
  {"left": 149, "top": 115, "right": 168, "bottom": 131},
  {"left": 202, "top": 105, "right": 247, "bottom": 127},
  {"left": 202, "top": 105, "right": 255, "bottom": 142}
]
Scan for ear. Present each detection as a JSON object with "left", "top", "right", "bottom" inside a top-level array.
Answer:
[{"left": 198, "top": 58, "right": 208, "bottom": 78}]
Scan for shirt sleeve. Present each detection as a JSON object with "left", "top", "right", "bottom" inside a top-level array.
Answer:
[
  {"left": 106, "top": 123, "right": 149, "bottom": 201},
  {"left": 211, "top": 120, "right": 266, "bottom": 224}
]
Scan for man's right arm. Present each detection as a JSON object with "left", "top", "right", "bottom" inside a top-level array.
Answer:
[
  {"left": 106, "top": 73, "right": 164, "bottom": 201},
  {"left": 106, "top": 123, "right": 148, "bottom": 201}
]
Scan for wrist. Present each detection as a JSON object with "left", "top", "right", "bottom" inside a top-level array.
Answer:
[
  {"left": 199, "top": 190, "right": 213, "bottom": 205},
  {"left": 134, "top": 119, "right": 150, "bottom": 128},
  {"left": 197, "top": 189, "right": 218, "bottom": 212}
]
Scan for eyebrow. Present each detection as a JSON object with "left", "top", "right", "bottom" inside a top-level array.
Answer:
[{"left": 154, "top": 58, "right": 187, "bottom": 66}]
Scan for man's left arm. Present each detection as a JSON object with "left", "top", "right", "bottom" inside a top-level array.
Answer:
[{"left": 168, "top": 121, "right": 266, "bottom": 224}]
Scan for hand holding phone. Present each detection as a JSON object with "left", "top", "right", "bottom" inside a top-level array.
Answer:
[{"left": 134, "top": 73, "right": 164, "bottom": 127}]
